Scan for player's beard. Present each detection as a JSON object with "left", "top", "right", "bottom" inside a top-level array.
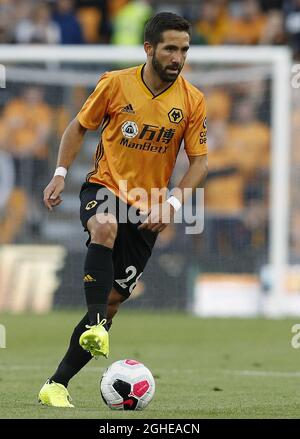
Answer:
[{"left": 152, "top": 51, "right": 183, "bottom": 83}]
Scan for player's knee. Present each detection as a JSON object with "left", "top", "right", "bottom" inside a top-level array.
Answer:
[
  {"left": 89, "top": 215, "right": 118, "bottom": 247},
  {"left": 107, "top": 301, "right": 121, "bottom": 321},
  {"left": 107, "top": 289, "right": 127, "bottom": 321},
  {"left": 108, "top": 295, "right": 123, "bottom": 310}
]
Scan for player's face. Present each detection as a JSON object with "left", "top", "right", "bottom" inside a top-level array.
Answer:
[{"left": 152, "top": 30, "right": 190, "bottom": 83}]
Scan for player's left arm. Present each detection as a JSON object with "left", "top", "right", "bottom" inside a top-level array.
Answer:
[
  {"left": 139, "top": 154, "right": 208, "bottom": 233},
  {"left": 172, "top": 154, "right": 208, "bottom": 204},
  {"left": 139, "top": 92, "right": 208, "bottom": 233}
]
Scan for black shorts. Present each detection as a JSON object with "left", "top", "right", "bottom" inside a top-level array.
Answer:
[{"left": 79, "top": 182, "right": 158, "bottom": 299}]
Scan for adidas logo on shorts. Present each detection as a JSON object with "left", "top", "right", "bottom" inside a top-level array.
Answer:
[
  {"left": 121, "top": 103, "right": 135, "bottom": 114},
  {"left": 84, "top": 274, "right": 96, "bottom": 282}
]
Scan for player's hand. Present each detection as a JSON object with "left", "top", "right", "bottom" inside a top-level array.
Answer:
[
  {"left": 43, "top": 176, "right": 65, "bottom": 211},
  {"left": 138, "top": 201, "right": 175, "bottom": 233}
]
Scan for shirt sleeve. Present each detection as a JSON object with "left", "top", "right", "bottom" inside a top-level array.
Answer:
[
  {"left": 77, "top": 72, "right": 111, "bottom": 130},
  {"left": 184, "top": 94, "right": 208, "bottom": 156}
]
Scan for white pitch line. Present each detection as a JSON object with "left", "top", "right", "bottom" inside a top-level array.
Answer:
[
  {"left": 0, "top": 365, "right": 46, "bottom": 370},
  {"left": 0, "top": 365, "right": 195, "bottom": 374},
  {"left": 224, "top": 370, "right": 300, "bottom": 377},
  {"left": 2, "top": 365, "right": 299, "bottom": 378},
  {"left": 0, "top": 364, "right": 106, "bottom": 372}
]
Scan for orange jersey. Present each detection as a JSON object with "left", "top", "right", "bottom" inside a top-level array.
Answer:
[
  {"left": 3, "top": 98, "right": 52, "bottom": 158},
  {"left": 77, "top": 64, "right": 207, "bottom": 209}
]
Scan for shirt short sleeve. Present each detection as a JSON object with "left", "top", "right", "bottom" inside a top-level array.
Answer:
[
  {"left": 184, "top": 94, "right": 208, "bottom": 156},
  {"left": 77, "top": 72, "right": 111, "bottom": 130}
]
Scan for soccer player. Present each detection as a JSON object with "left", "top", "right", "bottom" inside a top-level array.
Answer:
[{"left": 38, "top": 12, "right": 208, "bottom": 407}]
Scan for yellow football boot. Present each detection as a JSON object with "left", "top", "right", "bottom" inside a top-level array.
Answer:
[
  {"left": 38, "top": 380, "right": 74, "bottom": 408},
  {"left": 79, "top": 319, "right": 109, "bottom": 358}
]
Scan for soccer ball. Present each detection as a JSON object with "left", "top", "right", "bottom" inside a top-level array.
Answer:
[{"left": 100, "top": 359, "right": 155, "bottom": 410}]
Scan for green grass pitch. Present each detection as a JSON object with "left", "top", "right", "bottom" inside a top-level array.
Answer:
[{"left": 0, "top": 310, "right": 300, "bottom": 419}]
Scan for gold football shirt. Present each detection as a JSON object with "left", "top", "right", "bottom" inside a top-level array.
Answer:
[{"left": 77, "top": 64, "right": 207, "bottom": 209}]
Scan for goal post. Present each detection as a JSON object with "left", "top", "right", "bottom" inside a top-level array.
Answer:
[{"left": 0, "top": 45, "right": 293, "bottom": 316}]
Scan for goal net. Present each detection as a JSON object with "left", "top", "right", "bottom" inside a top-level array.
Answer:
[{"left": 0, "top": 45, "right": 295, "bottom": 316}]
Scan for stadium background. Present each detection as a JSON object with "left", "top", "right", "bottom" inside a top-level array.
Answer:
[
  {"left": 0, "top": 0, "right": 300, "bottom": 420},
  {"left": 0, "top": 0, "right": 299, "bottom": 315}
]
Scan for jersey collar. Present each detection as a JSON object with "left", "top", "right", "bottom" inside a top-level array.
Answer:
[{"left": 136, "top": 64, "right": 178, "bottom": 100}]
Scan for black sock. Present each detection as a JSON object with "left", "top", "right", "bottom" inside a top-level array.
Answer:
[
  {"left": 50, "top": 313, "right": 112, "bottom": 387},
  {"left": 84, "top": 243, "right": 114, "bottom": 325}
]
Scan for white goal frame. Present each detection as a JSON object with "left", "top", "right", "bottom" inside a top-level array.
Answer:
[{"left": 0, "top": 45, "right": 292, "bottom": 316}]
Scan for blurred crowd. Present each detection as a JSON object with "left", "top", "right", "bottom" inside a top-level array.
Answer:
[
  {"left": 0, "top": 0, "right": 299, "bottom": 57},
  {"left": 0, "top": 0, "right": 299, "bottom": 271},
  {"left": 0, "top": 86, "right": 52, "bottom": 242}
]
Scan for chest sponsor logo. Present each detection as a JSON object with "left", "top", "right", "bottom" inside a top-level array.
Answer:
[
  {"left": 168, "top": 108, "right": 184, "bottom": 124},
  {"left": 121, "top": 121, "right": 139, "bottom": 138},
  {"left": 139, "top": 124, "right": 175, "bottom": 143},
  {"left": 120, "top": 123, "right": 176, "bottom": 154}
]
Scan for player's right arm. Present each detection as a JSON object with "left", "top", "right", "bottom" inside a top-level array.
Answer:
[
  {"left": 44, "top": 72, "right": 111, "bottom": 210},
  {"left": 43, "top": 118, "right": 87, "bottom": 210}
]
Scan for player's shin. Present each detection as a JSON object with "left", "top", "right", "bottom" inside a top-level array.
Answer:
[{"left": 84, "top": 243, "right": 114, "bottom": 325}]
